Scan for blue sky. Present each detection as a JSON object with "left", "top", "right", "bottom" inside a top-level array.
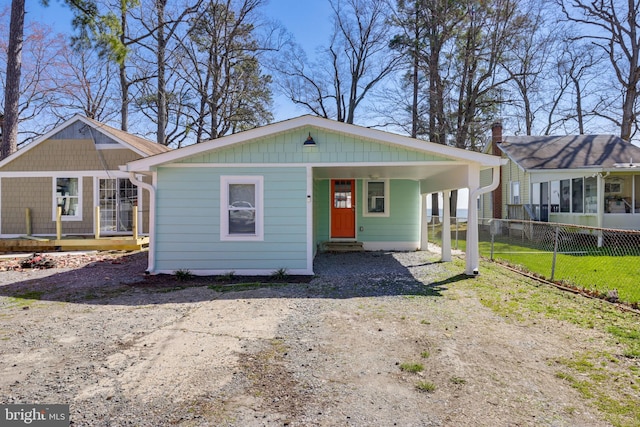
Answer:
[{"left": 27, "top": 0, "right": 332, "bottom": 121}]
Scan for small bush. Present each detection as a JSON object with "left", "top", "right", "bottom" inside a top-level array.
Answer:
[
  {"left": 271, "top": 268, "right": 288, "bottom": 280},
  {"left": 174, "top": 269, "right": 193, "bottom": 282},
  {"left": 416, "top": 381, "right": 436, "bottom": 392},
  {"left": 399, "top": 362, "right": 424, "bottom": 373}
]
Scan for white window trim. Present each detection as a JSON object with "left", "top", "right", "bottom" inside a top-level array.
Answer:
[
  {"left": 362, "top": 179, "right": 390, "bottom": 217},
  {"left": 52, "top": 176, "right": 83, "bottom": 221},
  {"left": 220, "top": 175, "right": 264, "bottom": 241}
]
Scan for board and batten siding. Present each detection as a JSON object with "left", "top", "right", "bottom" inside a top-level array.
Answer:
[
  {"left": 154, "top": 166, "right": 309, "bottom": 274},
  {"left": 176, "top": 128, "right": 452, "bottom": 165}
]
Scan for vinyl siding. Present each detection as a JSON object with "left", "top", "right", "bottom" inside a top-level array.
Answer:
[
  {"left": 177, "top": 128, "right": 452, "bottom": 164},
  {"left": 502, "top": 159, "right": 530, "bottom": 213},
  {"left": 357, "top": 180, "right": 420, "bottom": 242},
  {"left": 154, "top": 166, "right": 308, "bottom": 272}
]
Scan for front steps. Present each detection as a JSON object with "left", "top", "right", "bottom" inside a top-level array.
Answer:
[{"left": 320, "top": 241, "right": 364, "bottom": 252}]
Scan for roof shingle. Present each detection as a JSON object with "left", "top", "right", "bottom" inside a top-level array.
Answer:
[{"left": 497, "top": 135, "right": 640, "bottom": 170}]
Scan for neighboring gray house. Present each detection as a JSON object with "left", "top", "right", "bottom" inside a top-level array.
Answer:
[
  {"left": 124, "top": 116, "right": 504, "bottom": 276},
  {"left": 492, "top": 123, "right": 640, "bottom": 230}
]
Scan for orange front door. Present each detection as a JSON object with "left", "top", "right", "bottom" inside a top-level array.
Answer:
[{"left": 331, "top": 179, "right": 356, "bottom": 238}]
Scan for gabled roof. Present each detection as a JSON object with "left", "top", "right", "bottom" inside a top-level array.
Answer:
[
  {"left": 0, "top": 114, "right": 170, "bottom": 169},
  {"left": 82, "top": 116, "right": 171, "bottom": 156},
  {"left": 125, "top": 115, "right": 503, "bottom": 172},
  {"left": 498, "top": 134, "right": 640, "bottom": 170}
]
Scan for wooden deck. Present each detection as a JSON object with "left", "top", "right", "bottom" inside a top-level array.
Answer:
[{"left": 0, "top": 236, "right": 149, "bottom": 253}]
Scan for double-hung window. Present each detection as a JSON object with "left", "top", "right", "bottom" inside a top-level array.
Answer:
[
  {"left": 220, "top": 176, "right": 263, "bottom": 241},
  {"left": 363, "top": 180, "right": 389, "bottom": 217},
  {"left": 53, "top": 177, "right": 82, "bottom": 221}
]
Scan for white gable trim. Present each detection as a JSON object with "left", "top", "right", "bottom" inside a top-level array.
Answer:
[{"left": 125, "top": 116, "right": 503, "bottom": 172}]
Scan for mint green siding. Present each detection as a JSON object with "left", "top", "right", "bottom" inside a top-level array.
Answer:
[
  {"left": 313, "top": 180, "right": 330, "bottom": 248},
  {"left": 312, "top": 179, "right": 420, "bottom": 247},
  {"left": 358, "top": 180, "right": 420, "bottom": 242},
  {"left": 178, "top": 128, "right": 451, "bottom": 164},
  {"left": 154, "top": 166, "right": 308, "bottom": 272},
  {"left": 313, "top": 179, "right": 330, "bottom": 249}
]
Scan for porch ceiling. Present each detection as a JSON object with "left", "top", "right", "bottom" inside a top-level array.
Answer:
[{"left": 311, "top": 163, "right": 469, "bottom": 182}]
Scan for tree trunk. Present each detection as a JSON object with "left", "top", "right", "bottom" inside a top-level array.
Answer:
[
  {"left": 119, "top": 7, "right": 129, "bottom": 131},
  {"left": 120, "top": 62, "right": 129, "bottom": 131},
  {"left": 156, "top": 0, "right": 168, "bottom": 145},
  {"left": 1, "top": 0, "right": 26, "bottom": 160}
]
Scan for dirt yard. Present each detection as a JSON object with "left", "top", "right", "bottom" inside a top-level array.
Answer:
[{"left": 0, "top": 250, "right": 620, "bottom": 426}]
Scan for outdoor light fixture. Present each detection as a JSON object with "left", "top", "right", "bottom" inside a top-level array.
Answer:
[{"left": 303, "top": 133, "right": 316, "bottom": 146}]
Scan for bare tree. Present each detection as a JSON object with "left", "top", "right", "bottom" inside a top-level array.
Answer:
[
  {"left": 557, "top": 0, "right": 640, "bottom": 141},
  {"left": 0, "top": 16, "right": 67, "bottom": 145},
  {"left": 175, "top": 0, "right": 272, "bottom": 143},
  {"left": 276, "top": 0, "right": 400, "bottom": 124},
  {"left": 52, "top": 44, "right": 119, "bottom": 122},
  {"left": 501, "top": 0, "right": 557, "bottom": 135}
]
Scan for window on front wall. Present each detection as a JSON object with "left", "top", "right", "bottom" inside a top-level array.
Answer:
[
  {"left": 53, "top": 177, "right": 82, "bottom": 220},
  {"left": 510, "top": 181, "right": 520, "bottom": 204},
  {"left": 572, "top": 177, "right": 584, "bottom": 213},
  {"left": 220, "top": 176, "right": 263, "bottom": 241},
  {"left": 560, "top": 179, "right": 570, "bottom": 212},
  {"left": 363, "top": 180, "right": 389, "bottom": 217}
]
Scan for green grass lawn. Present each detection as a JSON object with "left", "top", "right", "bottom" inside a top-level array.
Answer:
[
  {"left": 427, "top": 224, "right": 640, "bottom": 304},
  {"left": 449, "top": 258, "right": 640, "bottom": 427}
]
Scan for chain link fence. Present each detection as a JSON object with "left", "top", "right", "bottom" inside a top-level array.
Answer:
[{"left": 476, "top": 219, "right": 640, "bottom": 305}]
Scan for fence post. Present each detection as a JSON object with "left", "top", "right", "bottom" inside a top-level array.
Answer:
[
  {"left": 94, "top": 206, "right": 101, "bottom": 239},
  {"left": 490, "top": 220, "right": 495, "bottom": 260},
  {"left": 56, "top": 206, "right": 62, "bottom": 240},
  {"left": 455, "top": 218, "right": 459, "bottom": 250},
  {"left": 551, "top": 226, "right": 559, "bottom": 281},
  {"left": 25, "top": 208, "right": 32, "bottom": 236},
  {"left": 132, "top": 205, "right": 139, "bottom": 240}
]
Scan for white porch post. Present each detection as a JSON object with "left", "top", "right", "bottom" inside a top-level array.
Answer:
[
  {"left": 442, "top": 191, "right": 452, "bottom": 262},
  {"left": 420, "top": 193, "right": 428, "bottom": 250},
  {"left": 597, "top": 173, "right": 604, "bottom": 246},
  {"left": 466, "top": 164, "right": 481, "bottom": 275}
]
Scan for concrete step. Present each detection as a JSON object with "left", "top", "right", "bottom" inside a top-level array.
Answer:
[{"left": 320, "top": 241, "right": 364, "bottom": 252}]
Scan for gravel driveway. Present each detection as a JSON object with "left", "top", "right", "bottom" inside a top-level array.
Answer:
[{"left": 0, "top": 250, "right": 610, "bottom": 426}]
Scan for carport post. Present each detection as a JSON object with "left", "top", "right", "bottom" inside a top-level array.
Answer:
[
  {"left": 441, "top": 190, "right": 452, "bottom": 262},
  {"left": 420, "top": 194, "right": 428, "bottom": 249}
]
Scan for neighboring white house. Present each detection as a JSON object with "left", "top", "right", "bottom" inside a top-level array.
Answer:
[{"left": 491, "top": 122, "right": 640, "bottom": 231}]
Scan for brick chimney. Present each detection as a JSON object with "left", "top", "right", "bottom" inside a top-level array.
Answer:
[{"left": 491, "top": 121, "right": 503, "bottom": 219}]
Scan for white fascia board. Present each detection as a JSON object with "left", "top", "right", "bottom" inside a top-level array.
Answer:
[
  {"left": 528, "top": 168, "right": 606, "bottom": 183},
  {"left": 125, "top": 115, "right": 504, "bottom": 172}
]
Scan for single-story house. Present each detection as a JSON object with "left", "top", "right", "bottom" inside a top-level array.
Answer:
[
  {"left": 489, "top": 122, "right": 640, "bottom": 230},
  {"left": 124, "top": 115, "right": 504, "bottom": 276},
  {"left": 0, "top": 115, "right": 170, "bottom": 238}
]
